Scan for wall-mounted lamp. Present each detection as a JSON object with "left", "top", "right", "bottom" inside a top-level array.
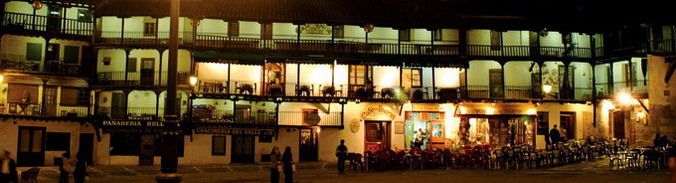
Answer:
[
  {"left": 189, "top": 76, "right": 198, "bottom": 86},
  {"left": 32, "top": 0, "right": 43, "bottom": 10}
]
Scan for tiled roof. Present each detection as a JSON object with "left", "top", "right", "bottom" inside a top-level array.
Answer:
[{"left": 91, "top": 0, "right": 675, "bottom": 31}]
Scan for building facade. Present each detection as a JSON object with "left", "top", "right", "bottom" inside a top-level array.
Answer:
[{"left": 1, "top": 0, "right": 675, "bottom": 166}]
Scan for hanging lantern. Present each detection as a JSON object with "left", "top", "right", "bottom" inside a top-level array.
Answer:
[
  {"left": 542, "top": 82, "right": 553, "bottom": 94},
  {"left": 363, "top": 24, "right": 374, "bottom": 33},
  {"left": 32, "top": 0, "right": 43, "bottom": 10}
]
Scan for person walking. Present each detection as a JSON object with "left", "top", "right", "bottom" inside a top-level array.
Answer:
[
  {"left": 270, "top": 146, "right": 281, "bottom": 183},
  {"left": 0, "top": 151, "right": 18, "bottom": 183},
  {"left": 72, "top": 153, "right": 88, "bottom": 183},
  {"left": 336, "top": 140, "right": 348, "bottom": 175},
  {"left": 59, "top": 153, "right": 74, "bottom": 183},
  {"left": 282, "top": 147, "right": 294, "bottom": 183},
  {"left": 549, "top": 125, "right": 561, "bottom": 145}
]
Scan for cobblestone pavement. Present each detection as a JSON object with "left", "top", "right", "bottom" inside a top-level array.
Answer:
[{"left": 17, "top": 159, "right": 671, "bottom": 183}]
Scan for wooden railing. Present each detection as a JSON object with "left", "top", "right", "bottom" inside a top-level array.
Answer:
[
  {"left": 95, "top": 71, "right": 190, "bottom": 86},
  {"left": 2, "top": 12, "right": 92, "bottom": 36},
  {"left": 0, "top": 54, "right": 81, "bottom": 75}
]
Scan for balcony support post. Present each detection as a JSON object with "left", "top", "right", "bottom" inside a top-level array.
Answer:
[
  {"left": 120, "top": 18, "right": 125, "bottom": 45},
  {"left": 539, "top": 61, "right": 544, "bottom": 99},
  {"left": 158, "top": 49, "right": 165, "bottom": 85},
  {"left": 459, "top": 28, "right": 467, "bottom": 57},
  {"left": 40, "top": 79, "right": 48, "bottom": 116},
  {"left": 227, "top": 64, "right": 231, "bottom": 94},
  {"left": 155, "top": 90, "right": 161, "bottom": 118},
  {"left": 296, "top": 24, "right": 301, "bottom": 51},
  {"left": 431, "top": 29, "right": 435, "bottom": 56},
  {"left": 592, "top": 63, "right": 597, "bottom": 127},
  {"left": 61, "top": 7, "right": 67, "bottom": 34},
  {"left": 297, "top": 63, "right": 301, "bottom": 96},
  {"left": 262, "top": 61, "right": 266, "bottom": 95},
  {"left": 628, "top": 59, "right": 634, "bottom": 92},
  {"left": 122, "top": 90, "right": 130, "bottom": 120},
  {"left": 155, "top": 18, "right": 159, "bottom": 45},
  {"left": 43, "top": 37, "right": 52, "bottom": 71},
  {"left": 340, "top": 103, "right": 345, "bottom": 130},
  {"left": 32, "top": 8, "right": 36, "bottom": 30},
  {"left": 590, "top": 36, "right": 596, "bottom": 59},
  {"left": 432, "top": 67, "right": 436, "bottom": 100},
  {"left": 500, "top": 60, "right": 505, "bottom": 100},
  {"left": 397, "top": 29, "right": 401, "bottom": 55},
  {"left": 124, "top": 49, "right": 131, "bottom": 85},
  {"left": 609, "top": 62, "right": 614, "bottom": 95}
]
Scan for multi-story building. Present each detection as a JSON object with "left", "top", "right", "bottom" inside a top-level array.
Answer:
[{"left": 1, "top": 0, "right": 674, "bottom": 166}]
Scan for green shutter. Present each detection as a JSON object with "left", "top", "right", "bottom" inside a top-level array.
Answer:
[
  {"left": 26, "top": 43, "right": 43, "bottom": 61},
  {"left": 64, "top": 46, "right": 80, "bottom": 63}
]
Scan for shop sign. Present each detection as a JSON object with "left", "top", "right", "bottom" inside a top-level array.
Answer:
[
  {"left": 304, "top": 113, "right": 321, "bottom": 126},
  {"left": 361, "top": 104, "right": 397, "bottom": 120},
  {"left": 459, "top": 104, "right": 536, "bottom": 116},
  {"left": 100, "top": 120, "right": 183, "bottom": 134},
  {"left": 411, "top": 104, "right": 439, "bottom": 111},
  {"left": 194, "top": 127, "right": 274, "bottom": 135}
]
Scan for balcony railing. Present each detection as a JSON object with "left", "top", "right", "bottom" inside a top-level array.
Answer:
[
  {"left": 191, "top": 108, "right": 276, "bottom": 126},
  {"left": 0, "top": 54, "right": 81, "bottom": 75},
  {"left": 2, "top": 12, "right": 92, "bottom": 36},
  {"left": 466, "top": 45, "right": 593, "bottom": 58},
  {"left": 0, "top": 103, "right": 89, "bottom": 118},
  {"left": 97, "top": 106, "right": 188, "bottom": 120},
  {"left": 595, "top": 80, "right": 649, "bottom": 98},
  {"left": 96, "top": 71, "right": 190, "bottom": 86},
  {"left": 278, "top": 111, "right": 342, "bottom": 127}
]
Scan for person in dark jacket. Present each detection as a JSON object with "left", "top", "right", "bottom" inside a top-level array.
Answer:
[
  {"left": 59, "top": 153, "right": 73, "bottom": 183},
  {"left": 336, "top": 140, "right": 348, "bottom": 175},
  {"left": 282, "top": 147, "right": 293, "bottom": 183},
  {"left": 72, "top": 152, "right": 88, "bottom": 183},
  {"left": 0, "top": 151, "right": 18, "bottom": 183},
  {"left": 270, "top": 146, "right": 281, "bottom": 183},
  {"left": 549, "top": 125, "right": 561, "bottom": 145}
]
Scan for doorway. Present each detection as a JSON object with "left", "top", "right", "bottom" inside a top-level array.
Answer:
[
  {"left": 364, "top": 121, "right": 390, "bottom": 152},
  {"left": 46, "top": 5, "right": 61, "bottom": 32},
  {"left": 560, "top": 112, "right": 576, "bottom": 141},
  {"left": 43, "top": 86, "right": 58, "bottom": 116},
  {"left": 17, "top": 127, "right": 46, "bottom": 166},
  {"left": 78, "top": 133, "right": 94, "bottom": 165},
  {"left": 231, "top": 135, "right": 255, "bottom": 163},
  {"left": 111, "top": 92, "right": 127, "bottom": 119},
  {"left": 613, "top": 110, "right": 626, "bottom": 139},
  {"left": 140, "top": 58, "right": 155, "bottom": 85},
  {"left": 138, "top": 135, "right": 155, "bottom": 165},
  {"left": 299, "top": 128, "right": 319, "bottom": 161},
  {"left": 489, "top": 69, "right": 504, "bottom": 98}
]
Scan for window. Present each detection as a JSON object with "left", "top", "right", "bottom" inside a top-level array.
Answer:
[
  {"left": 46, "top": 132, "right": 71, "bottom": 151},
  {"left": 61, "top": 88, "right": 90, "bottom": 106},
  {"left": 77, "top": 9, "right": 92, "bottom": 22},
  {"left": 490, "top": 30, "right": 502, "bottom": 50},
  {"left": 63, "top": 46, "right": 79, "bottom": 64},
  {"left": 537, "top": 112, "right": 549, "bottom": 135},
  {"left": 332, "top": 25, "right": 344, "bottom": 38},
  {"left": 349, "top": 65, "right": 373, "bottom": 86},
  {"left": 143, "top": 17, "right": 156, "bottom": 37},
  {"left": 109, "top": 133, "right": 141, "bottom": 155},
  {"left": 212, "top": 136, "right": 226, "bottom": 155},
  {"left": 103, "top": 57, "right": 111, "bottom": 65},
  {"left": 7, "top": 84, "right": 39, "bottom": 104},
  {"left": 260, "top": 23, "right": 273, "bottom": 40},
  {"left": 228, "top": 21, "right": 240, "bottom": 37},
  {"left": 26, "top": 43, "right": 43, "bottom": 61},
  {"left": 433, "top": 29, "right": 443, "bottom": 41},
  {"left": 402, "top": 68, "right": 422, "bottom": 88},
  {"left": 399, "top": 29, "right": 411, "bottom": 42}
]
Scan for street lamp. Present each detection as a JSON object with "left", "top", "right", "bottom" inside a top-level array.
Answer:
[
  {"left": 542, "top": 82, "right": 552, "bottom": 95},
  {"left": 189, "top": 76, "right": 198, "bottom": 86}
]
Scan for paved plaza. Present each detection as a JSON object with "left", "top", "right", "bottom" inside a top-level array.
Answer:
[{"left": 16, "top": 159, "right": 671, "bottom": 183}]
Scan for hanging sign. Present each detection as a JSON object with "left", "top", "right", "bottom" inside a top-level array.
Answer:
[
  {"left": 194, "top": 127, "right": 274, "bottom": 135},
  {"left": 99, "top": 120, "right": 183, "bottom": 134}
]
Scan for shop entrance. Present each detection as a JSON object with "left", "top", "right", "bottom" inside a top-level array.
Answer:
[
  {"left": 405, "top": 111, "right": 444, "bottom": 149},
  {"left": 460, "top": 116, "right": 535, "bottom": 147},
  {"left": 17, "top": 127, "right": 46, "bottom": 166},
  {"left": 560, "top": 112, "right": 576, "bottom": 141},
  {"left": 364, "top": 121, "right": 390, "bottom": 152},
  {"left": 299, "top": 128, "right": 319, "bottom": 161},
  {"left": 78, "top": 133, "right": 94, "bottom": 165},
  {"left": 613, "top": 110, "right": 626, "bottom": 139},
  {"left": 231, "top": 135, "right": 255, "bottom": 163}
]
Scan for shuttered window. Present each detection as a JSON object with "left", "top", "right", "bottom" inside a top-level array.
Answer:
[
  {"left": 63, "top": 46, "right": 79, "bottom": 64},
  {"left": 228, "top": 21, "right": 240, "bottom": 37},
  {"left": 26, "top": 43, "right": 43, "bottom": 61},
  {"left": 8, "top": 84, "right": 39, "bottom": 104},
  {"left": 61, "top": 88, "right": 90, "bottom": 106}
]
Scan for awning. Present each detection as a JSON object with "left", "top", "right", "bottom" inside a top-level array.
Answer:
[{"left": 194, "top": 52, "right": 266, "bottom": 65}]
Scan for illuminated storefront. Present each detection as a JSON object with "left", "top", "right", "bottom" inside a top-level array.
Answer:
[{"left": 457, "top": 103, "right": 537, "bottom": 147}]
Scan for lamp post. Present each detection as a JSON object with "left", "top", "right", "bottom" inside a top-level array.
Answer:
[{"left": 156, "top": 0, "right": 181, "bottom": 182}]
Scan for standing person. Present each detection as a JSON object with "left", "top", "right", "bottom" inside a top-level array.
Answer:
[
  {"left": 59, "top": 153, "right": 73, "bottom": 183},
  {"left": 654, "top": 133, "right": 662, "bottom": 147},
  {"left": 560, "top": 127, "right": 568, "bottom": 142},
  {"left": 0, "top": 151, "right": 18, "bottom": 183},
  {"left": 73, "top": 153, "right": 88, "bottom": 183},
  {"left": 282, "top": 147, "right": 294, "bottom": 183},
  {"left": 549, "top": 125, "right": 561, "bottom": 145},
  {"left": 335, "top": 140, "right": 348, "bottom": 175},
  {"left": 269, "top": 147, "right": 281, "bottom": 183}
]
